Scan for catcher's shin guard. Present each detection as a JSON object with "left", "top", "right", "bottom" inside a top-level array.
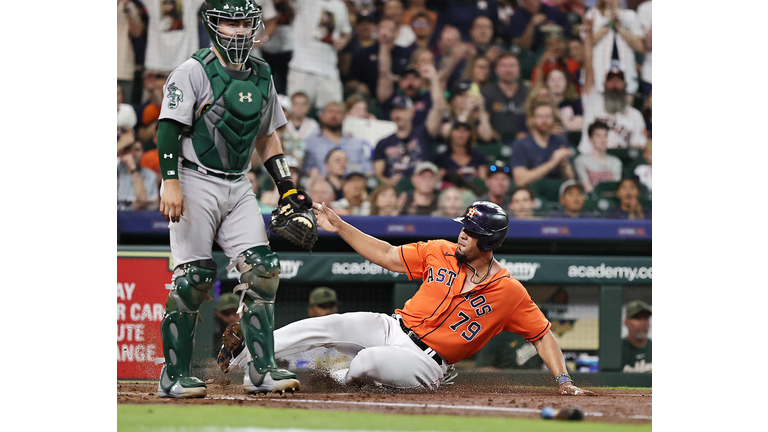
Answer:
[
  {"left": 158, "top": 260, "right": 217, "bottom": 398},
  {"left": 230, "top": 246, "right": 300, "bottom": 393}
]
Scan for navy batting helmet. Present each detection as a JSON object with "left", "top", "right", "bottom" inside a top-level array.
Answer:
[{"left": 453, "top": 201, "right": 509, "bottom": 251}]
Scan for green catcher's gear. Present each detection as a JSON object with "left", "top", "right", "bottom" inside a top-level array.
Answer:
[
  {"left": 158, "top": 260, "right": 217, "bottom": 398},
  {"left": 201, "top": 0, "right": 264, "bottom": 66},
  {"left": 228, "top": 246, "right": 298, "bottom": 390},
  {"left": 190, "top": 48, "right": 272, "bottom": 172}
]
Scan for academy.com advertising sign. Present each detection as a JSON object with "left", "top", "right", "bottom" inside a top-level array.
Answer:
[{"left": 207, "top": 252, "right": 652, "bottom": 285}]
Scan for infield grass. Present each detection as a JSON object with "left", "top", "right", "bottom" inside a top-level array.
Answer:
[{"left": 118, "top": 405, "right": 651, "bottom": 432}]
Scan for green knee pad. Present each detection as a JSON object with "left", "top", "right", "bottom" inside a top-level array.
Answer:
[
  {"left": 239, "top": 246, "right": 280, "bottom": 301},
  {"left": 160, "top": 260, "right": 217, "bottom": 382},
  {"left": 166, "top": 260, "right": 218, "bottom": 312}
]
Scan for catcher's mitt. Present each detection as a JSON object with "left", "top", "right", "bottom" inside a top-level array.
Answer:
[
  {"left": 217, "top": 322, "right": 244, "bottom": 373},
  {"left": 269, "top": 190, "right": 318, "bottom": 250}
]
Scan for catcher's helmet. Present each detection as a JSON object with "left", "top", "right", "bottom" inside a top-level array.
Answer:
[
  {"left": 453, "top": 201, "right": 509, "bottom": 251},
  {"left": 201, "top": 0, "right": 264, "bottom": 66}
]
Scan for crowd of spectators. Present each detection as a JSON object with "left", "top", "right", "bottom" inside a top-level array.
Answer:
[{"left": 118, "top": 0, "right": 652, "bottom": 220}]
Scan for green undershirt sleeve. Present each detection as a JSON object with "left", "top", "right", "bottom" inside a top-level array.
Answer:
[{"left": 157, "top": 119, "right": 184, "bottom": 180}]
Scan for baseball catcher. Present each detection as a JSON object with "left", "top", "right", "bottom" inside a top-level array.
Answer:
[{"left": 155, "top": 0, "right": 309, "bottom": 398}]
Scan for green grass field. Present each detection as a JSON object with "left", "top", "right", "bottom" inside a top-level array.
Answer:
[{"left": 118, "top": 405, "right": 652, "bottom": 432}]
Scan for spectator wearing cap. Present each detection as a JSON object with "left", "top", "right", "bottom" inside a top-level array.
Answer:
[
  {"left": 347, "top": 17, "right": 413, "bottom": 99},
  {"left": 380, "top": 61, "right": 442, "bottom": 134},
  {"left": 324, "top": 148, "right": 349, "bottom": 201},
  {"left": 577, "top": 47, "right": 646, "bottom": 154},
  {"left": 505, "top": 0, "right": 570, "bottom": 53},
  {"left": 339, "top": 10, "right": 378, "bottom": 80},
  {"left": 443, "top": 78, "right": 495, "bottom": 143},
  {"left": 373, "top": 95, "right": 436, "bottom": 186},
  {"left": 283, "top": 92, "right": 321, "bottom": 166},
  {"left": 622, "top": 300, "right": 652, "bottom": 373},
  {"left": 307, "top": 287, "right": 339, "bottom": 317},
  {"left": 574, "top": 120, "right": 623, "bottom": 194},
  {"left": 403, "top": 0, "right": 438, "bottom": 34},
  {"left": 212, "top": 293, "right": 241, "bottom": 356},
  {"left": 508, "top": 186, "right": 536, "bottom": 219},
  {"left": 435, "top": 120, "right": 488, "bottom": 182},
  {"left": 400, "top": 161, "right": 440, "bottom": 215},
  {"left": 582, "top": 0, "right": 645, "bottom": 98},
  {"left": 409, "top": 10, "right": 436, "bottom": 51},
  {"left": 604, "top": 177, "right": 650, "bottom": 219},
  {"left": 302, "top": 101, "right": 374, "bottom": 179},
  {"left": 330, "top": 172, "right": 371, "bottom": 216},
  {"left": 510, "top": 101, "right": 576, "bottom": 187},
  {"left": 481, "top": 52, "right": 529, "bottom": 142},
  {"left": 478, "top": 162, "right": 512, "bottom": 209},
  {"left": 548, "top": 180, "right": 596, "bottom": 218}
]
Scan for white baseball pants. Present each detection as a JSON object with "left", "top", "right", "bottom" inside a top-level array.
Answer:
[{"left": 275, "top": 312, "right": 449, "bottom": 390}]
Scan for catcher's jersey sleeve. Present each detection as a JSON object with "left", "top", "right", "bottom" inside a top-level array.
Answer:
[
  {"left": 159, "top": 59, "right": 211, "bottom": 126},
  {"left": 395, "top": 240, "right": 550, "bottom": 365}
]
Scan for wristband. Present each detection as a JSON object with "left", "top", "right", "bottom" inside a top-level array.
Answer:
[
  {"left": 556, "top": 373, "right": 573, "bottom": 386},
  {"left": 265, "top": 154, "right": 292, "bottom": 181}
]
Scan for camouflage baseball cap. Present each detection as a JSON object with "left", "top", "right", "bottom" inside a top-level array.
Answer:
[
  {"left": 216, "top": 293, "right": 240, "bottom": 312},
  {"left": 309, "top": 287, "right": 337, "bottom": 306},
  {"left": 626, "top": 300, "right": 651, "bottom": 318}
]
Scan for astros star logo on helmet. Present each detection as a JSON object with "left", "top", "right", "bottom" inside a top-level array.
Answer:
[{"left": 467, "top": 207, "right": 478, "bottom": 219}]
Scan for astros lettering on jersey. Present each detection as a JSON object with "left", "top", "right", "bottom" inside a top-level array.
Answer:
[{"left": 395, "top": 240, "right": 551, "bottom": 365}]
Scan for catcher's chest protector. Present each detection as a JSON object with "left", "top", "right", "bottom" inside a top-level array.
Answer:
[{"left": 191, "top": 48, "right": 271, "bottom": 172}]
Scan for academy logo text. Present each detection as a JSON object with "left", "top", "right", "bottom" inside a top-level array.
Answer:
[
  {"left": 567, "top": 264, "right": 652, "bottom": 282},
  {"left": 332, "top": 260, "right": 403, "bottom": 277},
  {"left": 497, "top": 260, "right": 540, "bottom": 281}
]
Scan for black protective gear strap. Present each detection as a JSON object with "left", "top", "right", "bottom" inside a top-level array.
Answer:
[{"left": 264, "top": 155, "right": 292, "bottom": 183}]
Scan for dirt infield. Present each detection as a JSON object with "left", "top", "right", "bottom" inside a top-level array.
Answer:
[{"left": 117, "top": 372, "right": 651, "bottom": 425}]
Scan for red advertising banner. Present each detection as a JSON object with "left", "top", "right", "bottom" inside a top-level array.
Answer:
[{"left": 117, "top": 252, "right": 174, "bottom": 380}]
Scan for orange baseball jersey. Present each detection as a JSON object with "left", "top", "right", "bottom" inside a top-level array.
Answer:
[{"left": 395, "top": 240, "right": 551, "bottom": 365}]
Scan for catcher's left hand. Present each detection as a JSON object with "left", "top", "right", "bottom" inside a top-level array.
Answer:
[
  {"left": 559, "top": 382, "right": 597, "bottom": 396},
  {"left": 269, "top": 190, "right": 318, "bottom": 250}
]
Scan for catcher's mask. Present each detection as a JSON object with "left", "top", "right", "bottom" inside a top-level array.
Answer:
[
  {"left": 201, "top": 0, "right": 264, "bottom": 66},
  {"left": 453, "top": 201, "right": 509, "bottom": 252}
]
